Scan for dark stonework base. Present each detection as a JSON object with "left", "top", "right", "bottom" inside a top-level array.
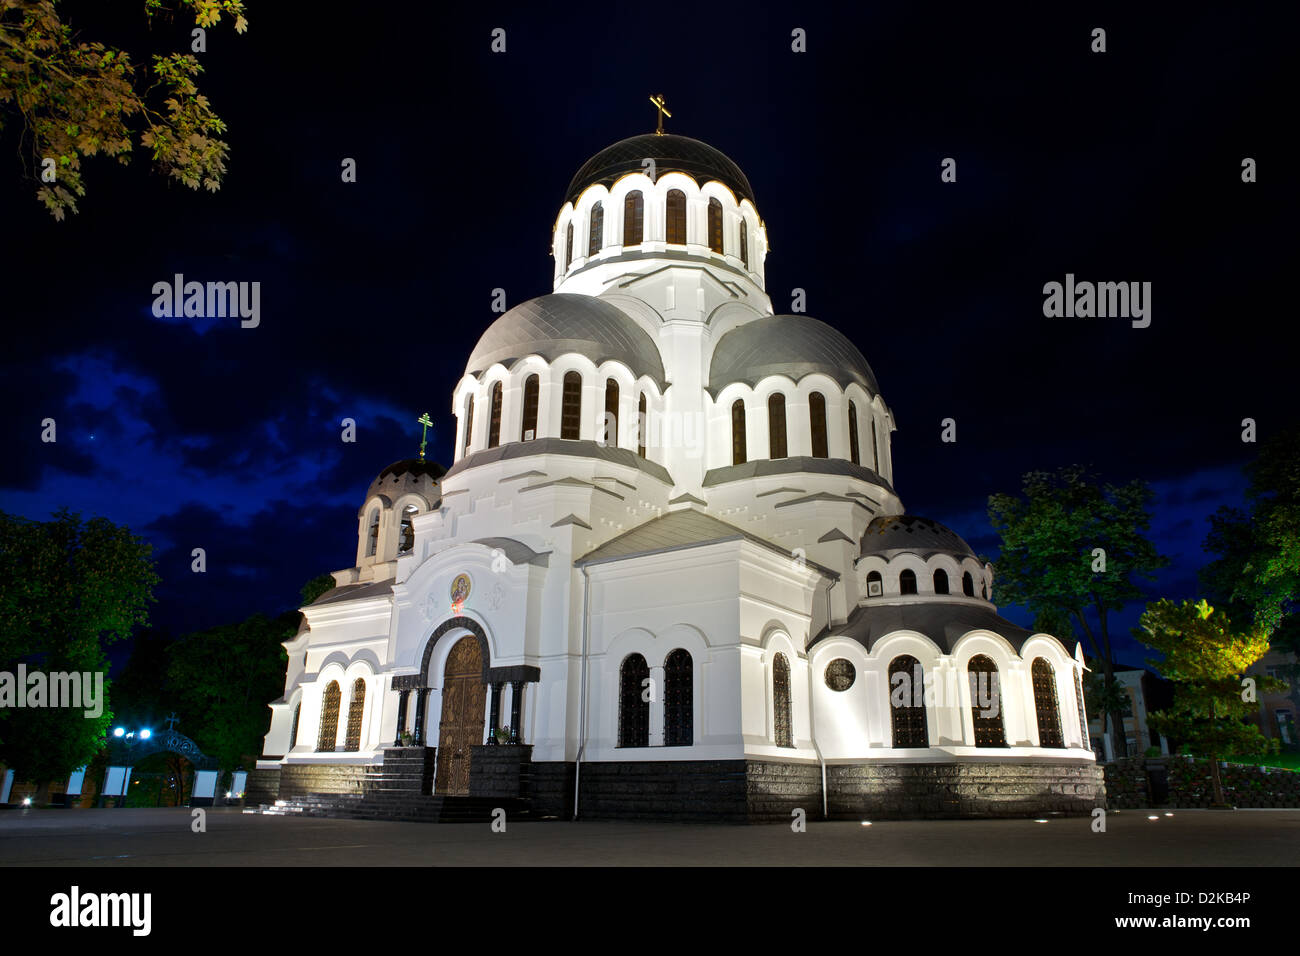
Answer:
[
  {"left": 376, "top": 747, "right": 436, "bottom": 795},
  {"left": 277, "top": 762, "right": 371, "bottom": 797},
  {"left": 244, "top": 767, "right": 281, "bottom": 805},
  {"left": 826, "top": 760, "right": 1106, "bottom": 819},
  {"left": 469, "top": 745, "right": 533, "bottom": 798},
  {"left": 530, "top": 761, "right": 576, "bottom": 819},
  {"left": 574, "top": 760, "right": 751, "bottom": 822}
]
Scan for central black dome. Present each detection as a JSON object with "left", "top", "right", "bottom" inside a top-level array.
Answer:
[{"left": 565, "top": 134, "right": 754, "bottom": 206}]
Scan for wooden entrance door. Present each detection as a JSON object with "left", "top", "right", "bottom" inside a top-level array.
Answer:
[{"left": 434, "top": 637, "right": 485, "bottom": 795}]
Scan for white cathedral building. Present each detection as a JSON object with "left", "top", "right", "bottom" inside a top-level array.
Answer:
[{"left": 252, "top": 120, "right": 1104, "bottom": 820}]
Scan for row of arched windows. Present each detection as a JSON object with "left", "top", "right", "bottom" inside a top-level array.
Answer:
[
  {"left": 617, "top": 650, "right": 693, "bottom": 747},
  {"left": 562, "top": 191, "right": 752, "bottom": 272},
  {"left": 731, "top": 393, "right": 880, "bottom": 470},
  {"left": 866, "top": 568, "right": 987, "bottom": 599},
  {"left": 788, "top": 654, "right": 1071, "bottom": 749},
  {"left": 315, "top": 679, "right": 367, "bottom": 752},
  {"left": 465, "top": 374, "right": 649, "bottom": 456}
]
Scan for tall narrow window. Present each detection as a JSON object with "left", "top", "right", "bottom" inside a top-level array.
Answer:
[
  {"left": 365, "top": 508, "right": 380, "bottom": 558},
  {"left": 344, "top": 678, "right": 366, "bottom": 751},
  {"left": 1074, "top": 668, "right": 1090, "bottom": 749},
  {"left": 871, "top": 418, "right": 880, "bottom": 472},
  {"left": 968, "top": 655, "right": 1006, "bottom": 747},
  {"left": 637, "top": 393, "right": 647, "bottom": 458},
  {"left": 487, "top": 381, "right": 503, "bottom": 448},
  {"left": 889, "top": 655, "right": 929, "bottom": 747},
  {"left": 618, "top": 654, "right": 649, "bottom": 748},
  {"left": 623, "top": 191, "right": 643, "bottom": 247},
  {"left": 731, "top": 399, "right": 747, "bottom": 465},
  {"left": 962, "top": 571, "right": 975, "bottom": 596},
  {"left": 666, "top": 189, "right": 686, "bottom": 244},
  {"left": 899, "top": 569, "right": 917, "bottom": 594},
  {"left": 768, "top": 393, "right": 787, "bottom": 459},
  {"left": 316, "top": 681, "right": 341, "bottom": 752},
  {"left": 603, "top": 379, "right": 619, "bottom": 447},
  {"left": 665, "top": 649, "right": 693, "bottom": 746},
  {"left": 463, "top": 395, "right": 474, "bottom": 453},
  {"left": 399, "top": 505, "right": 417, "bottom": 553},
  {"left": 739, "top": 222, "right": 749, "bottom": 268},
  {"left": 588, "top": 201, "right": 603, "bottom": 257},
  {"left": 1032, "top": 658, "right": 1065, "bottom": 748},
  {"left": 866, "top": 570, "right": 883, "bottom": 596},
  {"left": 560, "top": 371, "right": 582, "bottom": 440},
  {"left": 520, "top": 374, "right": 539, "bottom": 441},
  {"left": 565, "top": 222, "right": 573, "bottom": 269},
  {"left": 773, "top": 652, "right": 793, "bottom": 748},
  {"left": 848, "top": 401, "right": 860, "bottom": 465},
  {"left": 290, "top": 702, "right": 301, "bottom": 749},
  {"left": 707, "top": 197, "right": 724, "bottom": 253},
  {"left": 933, "top": 568, "right": 949, "bottom": 594},
  {"left": 809, "top": 392, "right": 828, "bottom": 458}
]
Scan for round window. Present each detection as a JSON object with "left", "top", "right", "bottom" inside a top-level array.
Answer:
[{"left": 824, "top": 659, "right": 856, "bottom": 692}]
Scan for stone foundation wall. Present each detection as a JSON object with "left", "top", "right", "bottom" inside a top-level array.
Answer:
[
  {"left": 244, "top": 768, "right": 281, "bottom": 805},
  {"left": 576, "top": 760, "right": 750, "bottom": 822},
  {"left": 469, "top": 745, "right": 533, "bottom": 799},
  {"left": 826, "top": 760, "right": 1105, "bottom": 819},
  {"left": 276, "top": 762, "right": 371, "bottom": 797},
  {"left": 530, "top": 761, "right": 575, "bottom": 819},
  {"left": 1105, "top": 755, "right": 1300, "bottom": 808},
  {"left": 746, "top": 760, "right": 823, "bottom": 821}
]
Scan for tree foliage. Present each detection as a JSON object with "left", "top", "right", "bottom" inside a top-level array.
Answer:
[
  {"left": 0, "top": 0, "right": 248, "bottom": 219},
  {"left": 1139, "top": 598, "right": 1282, "bottom": 804},
  {"left": 0, "top": 509, "right": 158, "bottom": 781},
  {"left": 300, "top": 572, "right": 336, "bottom": 607}
]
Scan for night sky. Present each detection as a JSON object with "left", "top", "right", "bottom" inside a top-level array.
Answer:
[{"left": 1, "top": 3, "right": 1294, "bottom": 668}]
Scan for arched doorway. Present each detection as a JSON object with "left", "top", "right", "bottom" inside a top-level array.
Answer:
[{"left": 434, "top": 636, "right": 486, "bottom": 795}]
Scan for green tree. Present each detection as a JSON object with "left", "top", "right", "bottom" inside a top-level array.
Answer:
[
  {"left": 300, "top": 572, "right": 336, "bottom": 607},
  {"left": 1139, "top": 598, "right": 1283, "bottom": 805},
  {"left": 0, "top": 509, "right": 158, "bottom": 786},
  {"left": 988, "top": 466, "right": 1169, "bottom": 757},
  {"left": 0, "top": 0, "right": 248, "bottom": 219},
  {"left": 166, "top": 610, "right": 292, "bottom": 769}
]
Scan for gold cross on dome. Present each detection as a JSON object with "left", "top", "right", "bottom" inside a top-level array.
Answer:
[
  {"left": 417, "top": 412, "right": 433, "bottom": 461},
  {"left": 649, "top": 94, "right": 671, "bottom": 135}
]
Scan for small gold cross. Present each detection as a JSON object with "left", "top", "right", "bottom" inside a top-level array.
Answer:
[{"left": 649, "top": 94, "right": 671, "bottom": 135}]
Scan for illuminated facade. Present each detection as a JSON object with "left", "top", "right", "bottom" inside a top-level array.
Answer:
[{"left": 254, "top": 128, "right": 1104, "bottom": 819}]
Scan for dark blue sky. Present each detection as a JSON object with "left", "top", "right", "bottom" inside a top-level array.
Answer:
[{"left": 1, "top": 3, "right": 1293, "bottom": 667}]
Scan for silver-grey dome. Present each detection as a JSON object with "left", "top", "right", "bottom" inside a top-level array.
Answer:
[
  {"left": 708, "top": 315, "right": 880, "bottom": 395},
  {"left": 467, "top": 293, "right": 666, "bottom": 386},
  {"left": 860, "top": 515, "right": 976, "bottom": 558}
]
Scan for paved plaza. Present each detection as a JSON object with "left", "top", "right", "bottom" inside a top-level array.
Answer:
[{"left": 0, "top": 807, "right": 1296, "bottom": 866}]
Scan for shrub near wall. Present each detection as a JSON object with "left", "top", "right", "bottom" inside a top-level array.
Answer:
[{"left": 1104, "top": 755, "right": 1300, "bottom": 808}]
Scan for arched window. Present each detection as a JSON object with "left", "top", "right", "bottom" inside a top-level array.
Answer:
[
  {"left": 520, "top": 374, "right": 539, "bottom": 441},
  {"left": 664, "top": 649, "right": 693, "bottom": 746},
  {"left": 707, "top": 197, "right": 724, "bottom": 253},
  {"left": 1074, "top": 668, "right": 1090, "bottom": 749},
  {"left": 899, "top": 568, "right": 917, "bottom": 594},
  {"left": 933, "top": 568, "right": 949, "bottom": 594},
  {"left": 768, "top": 393, "right": 787, "bottom": 459},
  {"left": 866, "top": 569, "right": 883, "bottom": 597},
  {"left": 603, "top": 378, "right": 619, "bottom": 447},
  {"left": 344, "top": 678, "right": 366, "bottom": 751},
  {"left": 587, "top": 201, "right": 603, "bottom": 257},
  {"left": 565, "top": 222, "right": 573, "bottom": 269},
  {"left": 462, "top": 394, "right": 474, "bottom": 454},
  {"left": 739, "top": 221, "right": 748, "bottom": 268},
  {"left": 623, "top": 191, "right": 643, "bottom": 247},
  {"left": 487, "top": 381, "right": 503, "bottom": 448},
  {"left": 848, "top": 401, "right": 860, "bottom": 465},
  {"left": 773, "top": 652, "right": 792, "bottom": 748},
  {"left": 290, "top": 701, "right": 301, "bottom": 749},
  {"left": 637, "top": 393, "right": 647, "bottom": 458},
  {"left": 1032, "top": 658, "right": 1065, "bottom": 748},
  {"left": 618, "top": 654, "right": 649, "bottom": 748},
  {"left": 731, "top": 399, "right": 747, "bottom": 465},
  {"left": 889, "top": 655, "right": 929, "bottom": 747},
  {"left": 365, "top": 509, "right": 379, "bottom": 558},
  {"left": 962, "top": 571, "right": 975, "bottom": 596},
  {"left": 809, "top": 391, "right": 828, "bottom": 458},
  {"left": 870, "top": 418, "right": 880, "bottom": 471},
  {"left": 399, "top": 504, "right": 417, "bottom": 553},
  {"left": 967, "top": 655, "right": 1006, "bottom": 747},
  {"left": 666, "top": 189, "right": 686, "bottom": 244},
  {"left": 316, "top": 681, "right": 341, "bottom": 752},
  {"left": 560, "top": 371, "right": 582, "bottom": 440}
]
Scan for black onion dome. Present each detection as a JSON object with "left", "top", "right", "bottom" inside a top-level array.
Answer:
[
  {"left": 860, "top": 515, "right": 976, "bottom": 558},
  {"left": 565, "top": 133, "right": 755, "bottom": 206},
  {"left": 364, "top": 458, "right": 445, "bottom": 507}
]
